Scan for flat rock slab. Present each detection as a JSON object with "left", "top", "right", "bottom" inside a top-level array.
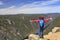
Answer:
[{"left": 44, "top": 32, "right": 60, "bottom": 40}]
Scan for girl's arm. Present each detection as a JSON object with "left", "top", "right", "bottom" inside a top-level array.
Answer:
[
  {"left": 30, "top": 20, "right": 40, "bottom": 23},
  {"left": 44, "top": 18, "right": 52, "bottom": 23}
]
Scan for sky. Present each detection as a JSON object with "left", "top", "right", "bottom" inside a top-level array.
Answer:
[{"left": 0, "top": 0, "right": 60, "bottom": 15}]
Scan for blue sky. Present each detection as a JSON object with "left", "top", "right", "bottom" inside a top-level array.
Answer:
[{"left": 0, "top": 0, "right": 60, "bottom": 14}]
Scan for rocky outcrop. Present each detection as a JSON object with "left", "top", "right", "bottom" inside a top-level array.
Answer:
[{"left": 24, "top": 27, "right": 60, "bottom": 40}]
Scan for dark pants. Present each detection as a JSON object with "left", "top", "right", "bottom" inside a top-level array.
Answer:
[
  {"left": 38, "top": 24, "right": 44, "bottom": 38},
  {"left": 38, "top": 27, "right": 44, "bottom": 38}
]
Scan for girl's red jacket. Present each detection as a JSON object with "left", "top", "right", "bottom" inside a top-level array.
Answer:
[{"left": 32, "top": 18, "right": 52, "bottom": 23}]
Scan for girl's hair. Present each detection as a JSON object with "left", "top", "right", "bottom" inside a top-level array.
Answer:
[{"left": 39, "top": 17, "right": 44, "bottom": 20}]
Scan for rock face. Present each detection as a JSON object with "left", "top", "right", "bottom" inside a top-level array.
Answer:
[
  {"left": 28, "top": 34, "right": 39, "bottom": 40},
  {"left": 44, "top": 27, "right": 60, "bottom": 40},
  {"left": 44, "top": 32, "right": 60, "bottom": 40},
  {"left": 52, "top": 27, "right": 60, "bottom": 33},
  {"left": 24, "top": 27, "right": 60, "bottom": 40}
]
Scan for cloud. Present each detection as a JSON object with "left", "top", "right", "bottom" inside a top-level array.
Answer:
[
  {"left": 9, "top": 6, "right": 16, "bottom": 8},
  {"left": 0, "top": 6, "right": 17, "bottom": 15},
  {"left": 20, "top": 0, "right": 59, "bottom": 8},
  {"left": 0, "top": 6, "right": 60, "bottom": 15},
  {"left": 0, "top": 1, "right": 4, "bottom": 5},
  {"left": 0, "top": 0, "right": 60, "bottom": 15},
  {"left": 18, "top": 6, "right": 60, "bottom": 13},
  {"left": 40, "top": 0, "right": 59, "bottom": 6}
]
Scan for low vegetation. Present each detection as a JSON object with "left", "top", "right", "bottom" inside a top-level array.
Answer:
[{"left": 0, "top": 14, "right": 60, "bottom": 40}]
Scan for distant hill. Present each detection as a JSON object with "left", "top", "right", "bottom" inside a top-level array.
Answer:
[{"left": 45, "top": 13, "right": 60, "bottom": 18}]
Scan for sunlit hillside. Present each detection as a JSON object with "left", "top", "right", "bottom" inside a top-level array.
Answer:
[{"left": 0, "top": 14, "right": 60, "bottom": 40}]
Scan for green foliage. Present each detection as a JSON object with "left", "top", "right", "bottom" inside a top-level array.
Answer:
[
  {"left": 44, "top": 16, "right": 60, "bottom": 35},
  {"left": 0, "top": 15, "right": 60, "bottom": 40}
]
